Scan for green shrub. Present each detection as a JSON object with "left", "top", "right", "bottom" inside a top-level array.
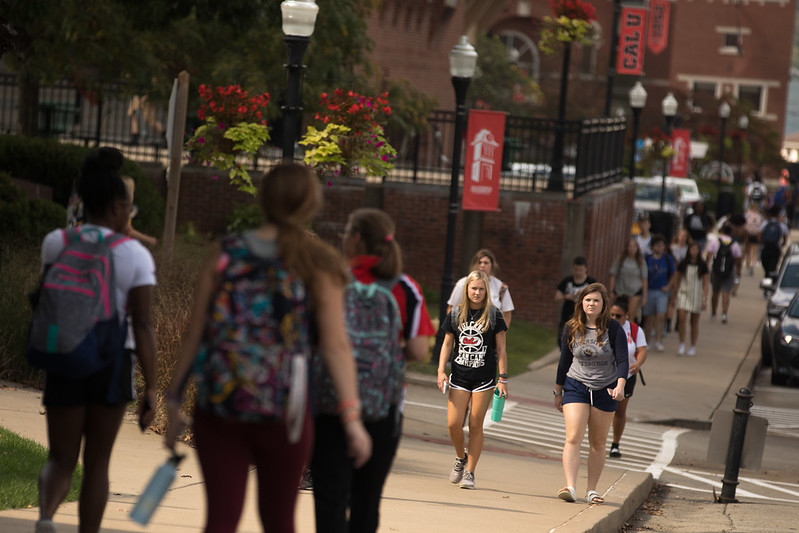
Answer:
[
  {"left": 0, "top": 243, "right": 41, "bottom": 385},
  {"left": 0, "top": 135, "right": 164, "bottom": 237},
  {"left": 0, "top": 173, "right": 66, "bottom": 247},
  {"left": 226, "top": 203, "right": 262, "bottom": 233}
]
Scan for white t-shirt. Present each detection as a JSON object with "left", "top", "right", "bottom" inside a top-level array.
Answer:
[
  {"left": 622, "top": 320, "right": 647, "bottom": 378},
  {"left": 448, "top": 275, "right": 514, "bottom": 313},
  {"left": 41, "top": 224, "right": 157, "bottom": 325}
]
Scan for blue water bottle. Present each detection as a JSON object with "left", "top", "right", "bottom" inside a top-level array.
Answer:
[
  {"left": 130, "top": 452, "right": 184, "bottom": 525},
  {"left": 491, "top": 388, "right": 505, "bottom": 422}
]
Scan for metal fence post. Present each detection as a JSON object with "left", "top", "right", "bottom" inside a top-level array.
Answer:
[{"left": 718, "top": 387, "right": 753, "bottom": 503}]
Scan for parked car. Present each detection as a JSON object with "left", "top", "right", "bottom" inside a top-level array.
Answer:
[
  {"left": 760, "top": 251, "right": 799, "bottom": 372},
  {"left": 633, "top": 177, "right": 685, "bottom": 216},
  {"left": 633, "top": 177, "right": 684, "bottom": 241},
  {"left": 646, "top": 176, "right": 703, "bottom": 206},
  {"left": 761, "top": 288, "right": 799, "bottom": 385}
]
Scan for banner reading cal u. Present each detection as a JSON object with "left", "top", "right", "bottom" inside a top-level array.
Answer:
[
  {"left": 462, "top": 110, "right": 506, "bottom": 211},
  {"left": 617, "top": 6, "right": 647, "bottom": 76}
]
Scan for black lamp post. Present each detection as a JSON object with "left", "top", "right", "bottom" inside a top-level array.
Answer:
[
  {"left": 548, "top": 42, "right": 572, "bottom": 192},
  {"left": 660, "top": 92, "right": 678, "bottom": 210},
  {"left": 281, "top": 0, "right": 318, "bottom": 161},
  {"left": 628, "top": 81, "right": 647, "bottom": 180},
  {"left": 737, "top": 114, "right": 749, "bottom": 183},
  {"left": 439, "top": 36, "right": 477, "bottom": 325},
  {"left": 717, "top": 101, "right": 731, "bottom": 190}
]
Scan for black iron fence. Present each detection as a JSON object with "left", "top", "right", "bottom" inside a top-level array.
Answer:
[{"left": 0, "top": 74, "right": 626, "bottom": 198}]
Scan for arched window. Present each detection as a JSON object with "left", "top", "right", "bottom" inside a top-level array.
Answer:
[
  {"left": 497, "top": 30, "right": 540, "bottom": 81},
  {"left": 579, "top": 21, "right": 602, "bottom": 77}
]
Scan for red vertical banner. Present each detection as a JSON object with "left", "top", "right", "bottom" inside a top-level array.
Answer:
[
  {"left": 670, "top": 129, "right": 691, "bottom": 178},
  {"left": 617, "top": 7, "right": 647, "bottom": 76},
  {"left": 462, "top": 110, "right": 506, "bottom": 211},
  {"left": 647, "top": 0, "right": 670, "bottom": 55}
]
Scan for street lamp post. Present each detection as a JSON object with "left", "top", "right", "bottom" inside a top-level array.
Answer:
[
  {"left": 737, "top": 114, "right": 749, "bottom": 183},
  {"left": 628, "top": 81, "right": 647, "bottom": 180},
  {"left": 548, "top": 43, "right": 572, "bottom": 192},
  {"left": 660, "top": 92, "right": 678, "bottom": 210},
  {"left": 439, "top": 36, "right": 477, "bottom": 325},
  {"left": 717, "top": 101, "right": 731, "bottom": 190},
  {"left": 280, "top": 0, "right": 319, "bottom": 161}
]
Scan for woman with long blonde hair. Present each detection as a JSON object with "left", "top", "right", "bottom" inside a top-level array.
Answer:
[
  {"left": 553, "top": 282, "right": 628, "bottom": 505},
  {"left": 436, "top": 270, "right": 508, "bottom": 490}
]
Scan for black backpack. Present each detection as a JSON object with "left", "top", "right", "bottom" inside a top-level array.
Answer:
[{"left": 713, "top": 240, "right": 735, "bottom": 279}]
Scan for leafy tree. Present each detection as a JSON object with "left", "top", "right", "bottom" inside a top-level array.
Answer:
[
  {"left": 0, "top": 0, "right": 379, "bottom": 136},
  {"left": 467, "top": 33, "right": 543, "bottom": 116}
]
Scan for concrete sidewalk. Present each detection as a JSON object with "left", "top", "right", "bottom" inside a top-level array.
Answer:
[{"left": 0, "top": 268, "right": 771, "bottom": 533}]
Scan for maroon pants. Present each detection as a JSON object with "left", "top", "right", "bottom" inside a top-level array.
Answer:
[{"left": 193, "top": 407, "right": 313, "bottom": 533}]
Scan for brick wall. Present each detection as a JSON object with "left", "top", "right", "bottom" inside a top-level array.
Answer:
[{"left": 165, "top": 166, "right": 634, "bottom": 328}]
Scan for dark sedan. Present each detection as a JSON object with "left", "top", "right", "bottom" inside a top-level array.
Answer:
[{"left": 762, "top": 289, "right": 799, "bottom": 385}]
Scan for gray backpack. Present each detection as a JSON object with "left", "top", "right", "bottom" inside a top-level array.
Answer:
[{"left": 27, "top": 227, "right": 129, "bottom": 378}]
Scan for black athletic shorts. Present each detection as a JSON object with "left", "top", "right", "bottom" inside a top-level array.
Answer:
[
  {"left": 43, "top": 349, "right": 135, "bottom": 407},
  {"left": 623, "top": 373, "right": 637, "bottom": 399}
]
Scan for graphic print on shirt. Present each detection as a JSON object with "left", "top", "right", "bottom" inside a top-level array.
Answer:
[{"left": 455, "top": 320, "right": 487, "bottom": 368}]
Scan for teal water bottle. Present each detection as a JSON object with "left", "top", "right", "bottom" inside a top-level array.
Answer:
[
  {"left": 491, "top": 388, "right": 505, "bottom": 422},
  {"left": 130, "top": 452, "right": 184, "bottom": 525}
]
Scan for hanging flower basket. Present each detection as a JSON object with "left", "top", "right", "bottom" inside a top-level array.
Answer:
[
  {"left": 538, "top": 0, "right": 598, "bottom": 54},
  {"left": 186, "top": 84, "right": 270, "bottom": 195},
  {"left": 299, "top": 89, "right": 397, "bottom": 180}
]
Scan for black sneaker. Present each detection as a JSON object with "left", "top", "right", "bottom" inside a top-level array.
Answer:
[
  {"left": 609, "top": 444, "right": 621, "bottom": 458},
  {"left": 299, "top": 468, "right": 313, "bottom": 490}
]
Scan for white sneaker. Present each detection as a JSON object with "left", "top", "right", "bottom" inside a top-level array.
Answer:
[
  {"left": 655, "top": 341, "right": 665, "bottom": 352},
  {"left": 722, "top": 314, "right": 728, "bottom": 324},
  {"left": 687, "top": 346, "right": 696, "bottom": 357},
  {"left": 460, "top": 470, "right": 475, "bottom": 489},
  {"left": 35, "top": 520, "right": 57, "bottom": 533},
  {"left": 678, "top": 343, "right": 685, "bottom": 355}
]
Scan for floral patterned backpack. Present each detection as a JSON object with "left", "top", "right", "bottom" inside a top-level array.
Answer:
[{"left": 193, "top": 233, "right": 309, "bottom": 441}]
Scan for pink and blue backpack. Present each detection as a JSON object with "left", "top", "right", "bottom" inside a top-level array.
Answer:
[
  {"left": 312, "top": 279, "right": 404, "bottom": 422},
  {"left": 27, "top": 227, "right": 129, "bottom": 379}
]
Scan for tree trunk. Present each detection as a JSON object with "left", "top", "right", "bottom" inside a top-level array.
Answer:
[{"left": 18, "top": 69, "right": 40, "bottom": 137}]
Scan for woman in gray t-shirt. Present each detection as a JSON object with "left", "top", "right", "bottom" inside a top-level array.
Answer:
[
  {"left": 608, "top": 238, "right": 648, "bottom": 323},
  {"left": 553, "top": 283, "right": 628, "bottom": 505}
]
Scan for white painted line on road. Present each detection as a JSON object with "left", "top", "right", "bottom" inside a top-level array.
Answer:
[
  {"left": 645, "top": 428, "right": 687, "bottom": 480},
  {"left": 739, "top": 476, "right": 799, "bottom": 498}
]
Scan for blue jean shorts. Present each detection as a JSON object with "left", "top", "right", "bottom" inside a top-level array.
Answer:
[
  {"left": 562, "top": 376, "right": 617, "bottom": 412},
  {"left": 643, "top": 288, "right": 669, "bottom": 316}
]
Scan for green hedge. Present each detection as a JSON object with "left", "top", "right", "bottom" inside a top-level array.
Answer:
[
  {"left": 0, "top": 135, "right": 164, "bottom": 236},
  {"left": 0, "top": 172, "right": 66, "bottom": 247}
]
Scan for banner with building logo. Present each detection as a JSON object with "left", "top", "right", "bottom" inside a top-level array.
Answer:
[
  {"left": 617, "top": 6, "right": 647, "bottom": 75},
  {"left": 670, "top": 129, "right": 691, "bottom": 178},
  {"left": 462, "top": 110, "right": 506, "bottom": 211},
  {"left": 647, "top": 0, "right": 670, "bottom": 55}
]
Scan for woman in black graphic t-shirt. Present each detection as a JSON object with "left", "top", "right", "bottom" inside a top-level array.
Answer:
[{"left": 436, "top": 270, "right": 507, "bottom": 490}]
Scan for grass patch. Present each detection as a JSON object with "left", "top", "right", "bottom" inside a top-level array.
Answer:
[{"left": 0, "top": 425, "right": 82, "bottom": 510}]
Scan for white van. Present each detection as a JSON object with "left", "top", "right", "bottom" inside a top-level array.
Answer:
[{"left": 640, "top": 176, "right": 702, "bottom": 205}]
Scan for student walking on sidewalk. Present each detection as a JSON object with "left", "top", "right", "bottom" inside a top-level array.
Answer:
[
  {"left": 34, "top": 148, "right": 158, "bottom": 533},
  {"left": 310, "top": 208, "right": 434, "bottom": 533},
  {"left": 554, "top": 283, "right": 628, "bottom": 504},
  {"left": 164, "top": 164, "right": 371, "bottom": 533},
  {"left": 608, "top": 297, "right": 647, "bottom": 459},
  {"left": 437, "top": 270, "right": 508, "bottom": 490},
  {"left": 674, "top": 241, "right": 710, "bottom": 355}
]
